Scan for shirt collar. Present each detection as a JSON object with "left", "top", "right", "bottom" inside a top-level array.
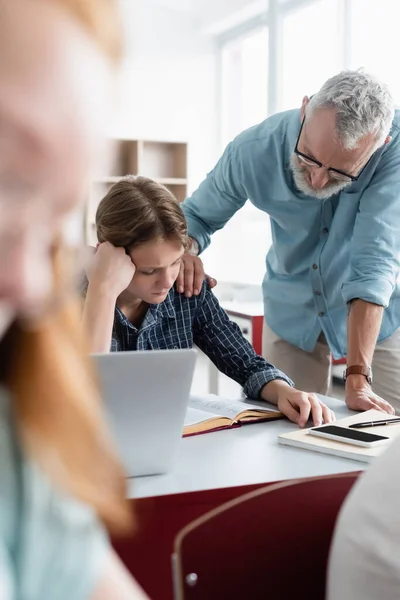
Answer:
[
  {"left": 149, "top": 289, "right": 177, "bottom": 320},
  {"left": 114, "top": 289, "right": 177, "bottom": 332}
]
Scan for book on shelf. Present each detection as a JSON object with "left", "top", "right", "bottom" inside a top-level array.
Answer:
[
  {"left": 183, "top": 394, "right": 284, "bottom": 437},
  {"left": 278, "top": 408, "right": 400, "bottom": 463}
]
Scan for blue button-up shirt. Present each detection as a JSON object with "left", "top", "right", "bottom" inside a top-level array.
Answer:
[
  {"left": 110, "top": 282, "right": 292, "bottom": 398},
  {"left": 182, "top": 109, "right": 400, "bottom": 359}
]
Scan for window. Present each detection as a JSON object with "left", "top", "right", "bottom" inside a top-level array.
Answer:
[
  {"left": 220, "top": 26, "right": 269, "bottom": 147},
  {"left": 212, "top": 24, "right": 270, "bottom": 285},
  {"left": 202, "top": 202, "right": 272, "bottom": 287},
  {"left": 212, "top": 0, "right": 354, "bottom": 286},
  {"left": 280, "top": 0, "right": 342, "bottom": 111},
  {"left": 349, "top": 0, "right": 400, "bottom": 105}
]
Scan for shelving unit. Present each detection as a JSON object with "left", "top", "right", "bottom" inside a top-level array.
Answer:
[{"left": 85, "top": 139, "right": 188, "bottom": 245}]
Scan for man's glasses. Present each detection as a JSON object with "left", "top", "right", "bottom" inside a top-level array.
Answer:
[{"left": 294, "top": 117, "right": 376, "bottom": 183}]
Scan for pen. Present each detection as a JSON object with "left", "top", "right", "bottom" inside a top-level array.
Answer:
[{"left": 349, "top": 418, "right": 400, "bottom": 429}]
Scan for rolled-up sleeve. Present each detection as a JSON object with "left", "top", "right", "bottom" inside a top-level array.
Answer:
[
  {"left": 193, "top": 283, "right": 293, "bottom": 398},
  {"left": 341, "top": 138, "right": 400, "bottom": 308},
  {"left": 181, "top": 142, "right": 248, "bottom": 253}
]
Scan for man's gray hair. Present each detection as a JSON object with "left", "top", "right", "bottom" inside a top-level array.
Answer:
[{"left": 306, "top": 70, "right": 394, "bottom": 150}]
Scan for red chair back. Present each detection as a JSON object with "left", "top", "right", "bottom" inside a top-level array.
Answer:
[{"left": 172, "top": 472, "right": 359, "bottom": 600}]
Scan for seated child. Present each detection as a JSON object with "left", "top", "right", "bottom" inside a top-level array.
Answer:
[{"left": 82, "top": 176, "right": 335, "bottom": 427}]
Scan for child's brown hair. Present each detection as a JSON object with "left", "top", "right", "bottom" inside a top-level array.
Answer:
[{"left": 96, "top": 175, "right": 190, "bottom": 252}]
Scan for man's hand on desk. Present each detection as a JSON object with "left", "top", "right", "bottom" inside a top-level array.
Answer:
[
  {"left": 261, "top": 380, "right": 335, "bottom": 428},
  {"left": 345, "top": 375, "right": 395, "bottom": 414},
  {"left": 176, "top": 253, "right": 217, "bottom": 298}
]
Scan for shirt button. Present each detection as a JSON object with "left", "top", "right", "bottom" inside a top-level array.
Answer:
[
  {"left": 318, "top": 311, "right": 325, "bottom": 317},
  {"left": 312, "top": 264, "right": 318, "bottom": 270},
  {"left": 323, "top": 228, "right": 329, "bottom": 233},
  {"left": 315, "top": 291, "right": 321, "bottom": 296}
]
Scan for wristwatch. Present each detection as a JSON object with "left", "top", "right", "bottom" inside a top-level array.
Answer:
[{"left": 343, "top": 365, "right": 373, "bottom": 384}]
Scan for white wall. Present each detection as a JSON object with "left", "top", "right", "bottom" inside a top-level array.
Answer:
[
  {"left": 114, "top": 0, "right": 219, "bottom": 191},
  {"left": 198, "top": 0, "right": 268, "bottom": 34},
  {"left": 111, "top": 1, "right": 270, "bottom": 289}
]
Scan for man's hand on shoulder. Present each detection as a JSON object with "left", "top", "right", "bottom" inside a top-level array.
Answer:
[{"left": 176, "top": 238, "right": 217, "bottom": 297}]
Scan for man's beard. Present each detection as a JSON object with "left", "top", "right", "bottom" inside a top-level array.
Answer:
[{"left": 290, "top": 155, "right": 351, "bottom": 200}]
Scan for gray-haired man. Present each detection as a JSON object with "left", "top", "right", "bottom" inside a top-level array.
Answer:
[{"left": 178, "top": 70, "right": 400, "bottom": 414}]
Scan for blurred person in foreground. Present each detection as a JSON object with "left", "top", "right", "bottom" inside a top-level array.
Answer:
[
  {"left": 0, "top": 0, "right": 146, "bottom": 598},
  {"left": 179, "top": 70, "right": 400, "bottom": 415},
  {"left": 327, "top": 433, "right": 400, "bottom": 600}
]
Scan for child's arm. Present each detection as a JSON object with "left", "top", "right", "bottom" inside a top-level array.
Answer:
[
  {"left": 83, "top": 284, "right": 118, "bottom": 354},
  {"left": 92, "top": 549, "right": 149, "bottom": 599},
  {"left": 192, "top": 283, "right": 335, "bottom": 426},
  {"left": 192, "top": 283, "right": 292, "bottom": 393},
  {"left": 260, "top": 379, "right": 334, "bottom": 427},
  {"left": 82, "top": 243, "right": 135, "bottom": 353}
]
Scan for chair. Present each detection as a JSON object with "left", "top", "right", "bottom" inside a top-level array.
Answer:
[{"left": 172, "top": 472, "right": 359, "bottom": 600}]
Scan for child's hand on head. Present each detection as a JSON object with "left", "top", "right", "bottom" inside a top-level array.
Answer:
[{"left": 87, "top": 241, "right": 136, "bottom": 298}]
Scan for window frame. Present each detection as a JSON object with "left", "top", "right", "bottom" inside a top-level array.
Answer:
[{"left": 217, "top": 0, "right": 352, "bottom": 152}]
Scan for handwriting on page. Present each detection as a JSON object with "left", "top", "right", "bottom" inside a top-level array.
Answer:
[
  {"left": 184, "top": 407, "right": 216, "bottom": 427},
  {"left": 189, "top": 394, "right": 263, "bottom": 419}
]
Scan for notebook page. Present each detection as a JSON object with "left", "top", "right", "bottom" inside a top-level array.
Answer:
[
  {"left": 184, "top": 407, "right": 218, "bottom": 427},
  {"left": 189, "top": 394, "right": 278, "bottom": 420}
]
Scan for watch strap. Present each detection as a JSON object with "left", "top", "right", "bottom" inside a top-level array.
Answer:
[{"left": 344, "top": 365, "right": 372, "bottom": 383}]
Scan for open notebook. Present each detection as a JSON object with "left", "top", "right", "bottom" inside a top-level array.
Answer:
[
  {"left": 278, "top": 409, "right": 400, "bottom": 463},
  {"left": 183, "top": 394, "right": 283, "bottom": 437}
]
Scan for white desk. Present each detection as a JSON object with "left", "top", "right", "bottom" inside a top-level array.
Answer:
[{"left": 128, "top": 395, "right": 363, "bottom": 499}]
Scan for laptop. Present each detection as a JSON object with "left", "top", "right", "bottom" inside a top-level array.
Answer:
[{"left": 92, "top": 349, "right": 197, "bottom": 477}]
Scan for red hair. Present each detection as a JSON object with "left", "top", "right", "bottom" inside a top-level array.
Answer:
[{"left": 0, "top": 0, "right": 131, "bottom": 534}]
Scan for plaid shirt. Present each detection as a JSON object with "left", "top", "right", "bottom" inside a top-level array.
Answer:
[{"left": 111, "top": 282, "right": 293, "bottom": 399}]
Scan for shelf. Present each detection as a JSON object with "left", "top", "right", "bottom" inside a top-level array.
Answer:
[
  {"left": 165, "top": 184, "right": 187, "bottom": 203},
  {"left": 155, "top": 177, "right": 187, "bottom": 185},
  {"left": 109, "top": 139, "right": 139, "bottom": 176},
  {"left": 85, "top": 138, "right": 188, "bottom": 243},
  {"left": 141, "top": 141, "right": 187, "bottom": 180},
  {"left": 93, "top": 176, "right": 187, "bottom": 186}
]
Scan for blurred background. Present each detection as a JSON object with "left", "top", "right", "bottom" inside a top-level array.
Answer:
[
  {"left": 83, "top": 0, "right": 398, "bottom": 396},
  {"left": 108, "top": 0, "right": 399, "bottom": 289}
]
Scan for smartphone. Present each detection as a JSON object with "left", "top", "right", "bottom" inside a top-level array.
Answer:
[{"left": 308, "top": 424, "right": 390, "bottom": 447}]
